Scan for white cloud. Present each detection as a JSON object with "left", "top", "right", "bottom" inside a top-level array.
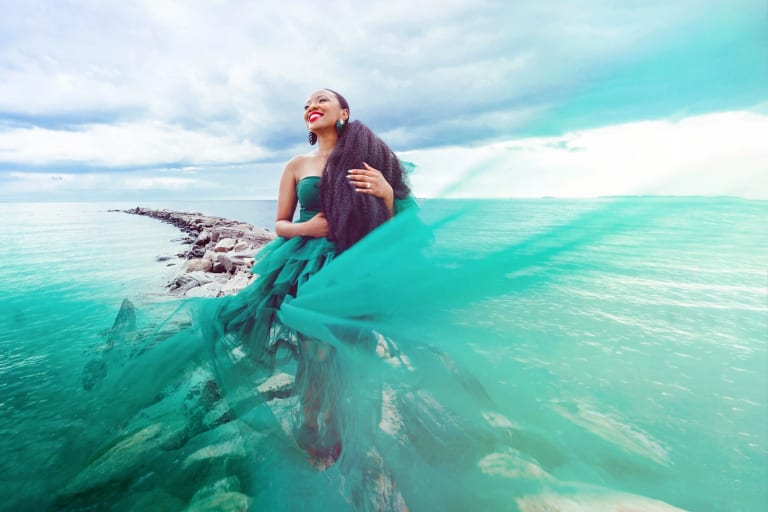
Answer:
[
  {"left": 4, "top": 110, "right": 762, "bottom": 201},
  {"left": 404, "top": 111, "right": 768, "bottom": 199},
  {"left": 0, "top": 0, "right": 720, "bottom": 147},
  {"left": 0, "top": 0, "right": 762, "bottom": 200},
  {"left": 0, "top": 121, "right": 266, "bottom": 166}
]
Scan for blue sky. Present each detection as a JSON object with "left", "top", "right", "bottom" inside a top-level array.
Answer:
[{"left": 0, "top": 0, "right": 765, "bottom": 201}]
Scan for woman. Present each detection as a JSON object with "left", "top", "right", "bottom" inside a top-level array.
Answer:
[{"left": 212, "top": 88, "right": 414, "bottom": 469}]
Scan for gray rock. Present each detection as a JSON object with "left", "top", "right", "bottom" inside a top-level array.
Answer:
[
  {"left": 213, "top": 253, "right": 235, "bottom": 273},
  {"left": 194, "top": 231, "right": 211, "bottom": 246},
  {"left": 61, "top": 420, "right": 187, "bottom": 497},
  {"left": 189, "top": 476, "right": 242, "bottom": 505},
  {"left": 214, "top": 238, "right": 237, "bottom": 252},
  {"left": 82, "top": 359, "right": 107, "bottom": 391},
  {"left": 185, "top": 281, "right": 223, "bottom": 298},
  {"left": 186, "top": 492, "right": 251, "bottom": 512},
  {"left": 186, "top": 258, "right": 213, "bottom": 273},
  {"left": 169, "top": 272, "right": 212, "bottom": 294},
  {"left": 256, "top": 372, "right": 295, "bottom": 401},
  {"left": 110, "top": 298, "right": 137, "bottom": 336},
  {"left": 220, "top": 273, "right": 252, "bottom": 296}
]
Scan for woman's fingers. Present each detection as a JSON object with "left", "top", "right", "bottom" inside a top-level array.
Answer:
[{"left": 347, "top": 168, "right": 377, "bottom": 193}]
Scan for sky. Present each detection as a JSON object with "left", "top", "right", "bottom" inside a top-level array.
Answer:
[{"left": 0, "top": 0, "right": 766, "bottom": 201}]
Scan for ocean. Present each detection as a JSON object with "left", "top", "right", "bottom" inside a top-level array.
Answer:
[{"left": 0, "top": 198, "right": 765, "bottom": 511}]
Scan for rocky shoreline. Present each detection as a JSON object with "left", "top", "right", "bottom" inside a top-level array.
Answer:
[{"left": 124, "top": 207, "right": 276, "bottom": 297}]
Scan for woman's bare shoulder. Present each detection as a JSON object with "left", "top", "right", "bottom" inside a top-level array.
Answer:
[
  {"left": 283, "top": 154, "right": 315, "bottom": 173},
  {"left": 284, "top": 153, "right": 325, "bottom": 180}
]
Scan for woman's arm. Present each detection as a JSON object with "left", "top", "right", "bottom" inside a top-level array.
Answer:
[{"left": 274, "top": 159, "right": 329, "bottom": 239}]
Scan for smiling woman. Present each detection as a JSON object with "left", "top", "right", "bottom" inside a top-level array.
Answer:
[{"left": 210, "top": 89, "right": 417, "bottom": 472}]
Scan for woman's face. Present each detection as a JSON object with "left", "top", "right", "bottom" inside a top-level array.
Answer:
[{"left": 304, "top": 90, "right": 348, "bottom": 132}]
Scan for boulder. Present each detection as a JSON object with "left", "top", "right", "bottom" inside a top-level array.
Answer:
[
  {"left": 185, "top": 281, "right": 222, "bottom": 298},
  {"left": 214, "top": 238, "right": 237, "bottom": 252},
  {"left": 213, "top": 253, "right": 235, "bottom": 273},
  {"left": 220, "top": 273, "right": 252, "bottom": 295},
  {"left": 186, "top": 258, "right": 213, "bottom": 273},
  {"left": 60, "top": 420, "right": 188, "bottom": 498},
  {"left": 82, "top": 359, "right": 107, "bottom": 391},
  {"left": 169, "top": 272, "right": 213, "bottom": 294},
  {"left": 195, "top": 231, "right": 211, "bottom": 246},
  {"left": 186, "top": 492, "right": 251, "bottom": 512}
]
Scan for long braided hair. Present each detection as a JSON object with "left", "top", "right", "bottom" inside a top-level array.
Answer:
[{"left": 320, "top": 90, "right": 411, "bottom": 252}]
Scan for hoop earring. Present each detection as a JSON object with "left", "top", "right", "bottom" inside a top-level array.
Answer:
[
  {"left": 308, "top": 132, "right": 317, "bottom": 145},
  {"left": 335, "top": 120, "right": 344, "bottom": 136}
]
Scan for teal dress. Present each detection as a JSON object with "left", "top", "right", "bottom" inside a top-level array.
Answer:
[
  {"left": 211, "top": 176, "right": 416, "bottom": 461},
  {"left": 214, "top": 176, "right": 337, "bottom": 363}
]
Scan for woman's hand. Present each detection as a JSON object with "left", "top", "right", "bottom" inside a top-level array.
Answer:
[
  {"left": 303, "top": 213, "right": 329, "bottom": 238},
  {"left": 347, "top": 162, "right": 394, "bottom": 214}
]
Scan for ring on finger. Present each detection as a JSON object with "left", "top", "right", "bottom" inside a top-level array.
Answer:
[{"left": 367, "top": 182, "right": 371, "bottom": 189}]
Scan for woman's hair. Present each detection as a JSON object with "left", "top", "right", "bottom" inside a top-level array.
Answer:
[{"left": 320, "top": 90, "right": 411, "bottom": 252}]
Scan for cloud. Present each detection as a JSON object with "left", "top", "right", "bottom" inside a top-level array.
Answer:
[
  {"left": 3, "top": 110, "right": 763, "bottom": 201},
  {"left": 0, "top": 121, "right": 266, "bottom": 167},
  {"left": 0, "top": 0, "right": 763, "bottom": 200},
  {"left": 404, "top": 110, "right": 768, "bottom": 199}
]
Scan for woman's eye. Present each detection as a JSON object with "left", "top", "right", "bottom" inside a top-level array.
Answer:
[{"left": 304, "top": 105, "right": 309, "bottom": 110}]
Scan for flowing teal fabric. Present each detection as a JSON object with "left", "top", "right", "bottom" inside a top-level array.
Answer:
[{"left": 42, "top": 195, "right": 767, "bottom": 512}]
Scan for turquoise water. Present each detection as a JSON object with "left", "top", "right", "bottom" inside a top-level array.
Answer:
[{"left": 0, "top": 199, "right": 765, "bottom": 511}]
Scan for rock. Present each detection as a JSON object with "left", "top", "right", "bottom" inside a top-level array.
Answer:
[
  {"left": 186, "top": 258, "right": 213, "bottom": 273},
  {"left": 169, "top": 272, "right": 213, "bottom": 294},
  {"left": 214, "top": 238, "right": 237, "bottom": 252},
  {"left": 181, "top": 423, "right": 247, "bottom": 470},
  {"left": 110, "top": 298, "right": 137, "bottom": 336},
  {"left": 82, "top": 359, "right": 107, "bottom": 391},
  {"left": 60, "top": 420, "right": 187, "bottom": 498},
  {"left": 226, "top": 250, "right": 258, "bottom": 264},
  {"left": 186, "top": 492, "right": 251, "bottom": 512},
  {"left": 195, "top": 231, "right": 211, "bottom": 246},
  {"left": 232, "top": 241, "right": 250, "bottom": 251},
  {"left": 185, "top": 281, "right": 223, "bottom": 298},
  {"left": 189, "top": 476, "right": 242, "bottom": 504},
  {"left": 515, "top": 489, "right": 687, "bottom": 512},
  {"left": 256, "top": 372, "right": 295, "bottom": 401},
  {"left": 220, "top": 273, "right": 252, "bottom": 295},
  {"left": 82, "top": 298, "right": 138, "bottom": 391},
  {"left": 213, "top": 253, "right": 235, "bottom": 273}
]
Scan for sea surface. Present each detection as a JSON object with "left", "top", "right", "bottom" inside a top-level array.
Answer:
[{"left": 0, "top": 198, "right": 766, "bottom": 511}]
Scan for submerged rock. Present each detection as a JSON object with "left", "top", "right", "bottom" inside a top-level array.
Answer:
[
  {"left": 82, "top": 298, "right": 139, "bottom": 391},
  {"left": 59, "top": 419, "right": 188, "bottom": 499},
  {"left": 82, "top": 359, "right": 107, "bottom": 391}
]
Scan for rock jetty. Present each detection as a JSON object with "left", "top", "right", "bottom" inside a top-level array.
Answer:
[{"left": 125, "top": 207, "right": 276, "bottom": 297}]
